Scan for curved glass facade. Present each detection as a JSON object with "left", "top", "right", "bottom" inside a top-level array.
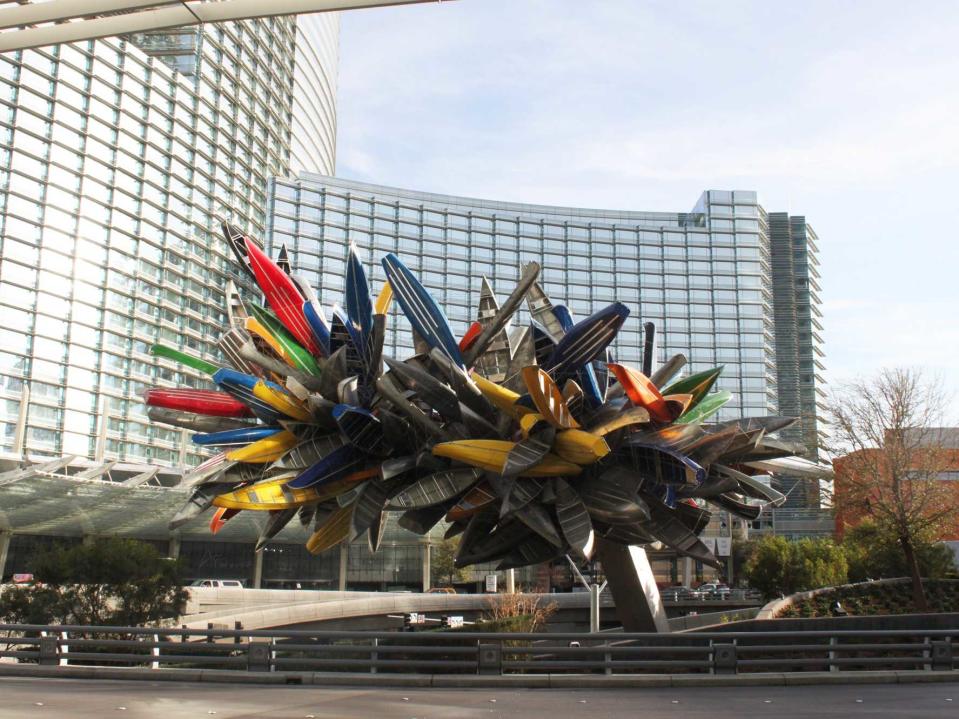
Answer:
[
  {"left": 291, "top": 15, "right": 339, "bottom": 174},
  {"left": 268, "top": 175, "right": 789, "bottom": 424},
  {"left": 0, "top": 17, "right": 339, "bottom": 467}
]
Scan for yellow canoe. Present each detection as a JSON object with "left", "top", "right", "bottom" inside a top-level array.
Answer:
[
  {"left": 553, "top": 429, "right": 610, "bottom": 465},
  {"left": 562, "top": 379, "right": 584, "bottom": 407},
  {"left": 519, "top": 412, "right": 550, "bottom": 438},
  {"left": 306, "top": 504, "right": 353, "bottom": 554},
  {"left": 252, "top": 380, "right": 311, "bottom": 421},
  {"left": 212, "top": 471, "right": 367, "bottom": 510},
  {"left": 522, "top": 367, "right": 579, "bottom": 429},
  {"left": 245, "top": 316, "right": 300, "bottom": 370},
  {"left": 226, "top": 430, "right": 298, "bottom": 463},
  {"left": 432, "top": 439, "right": 581, "bottom": 477},
  {"left": 374, "top": 280, "right": 394, "bottom": 316},
  {"left": 470, "top": 373, "right": 534, "bottom": 420}
]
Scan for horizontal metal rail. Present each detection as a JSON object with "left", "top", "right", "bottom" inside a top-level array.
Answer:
[{"left": 0, "top": 624, "right": 954, "bottom": 676}]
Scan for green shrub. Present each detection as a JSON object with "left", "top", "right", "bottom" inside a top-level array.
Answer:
[{"left": 0, "top": 537, "right": 187, "bottom": 627}]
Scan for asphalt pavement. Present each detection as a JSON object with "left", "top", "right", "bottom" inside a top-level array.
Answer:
[{"left": 0, "top": 677, "right": 956, "bottom": 719}]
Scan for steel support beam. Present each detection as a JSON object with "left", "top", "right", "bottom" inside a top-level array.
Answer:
[
  {"left": 595, "top": 537, "right": 669, "bottom": 633},
  {"left": 0, "top": 531, "right": 11, "bottom": 581},
  {"left": 11, "top": 383, "right": 29, "bottom": 458},
  {"left": 338, "top": 543, "right": 348, "bottom": 591},
  {"left": 589, "top": 582, "right": 600, "bottom": 633},
  {"left": 420, "top": 539, "right": 430, "bottom": 592},
  {"left": 168, "top": 535, "right": 180, "bottom": 560},
  {"left": 252, "top": 546, "right": 263, "bottom": 589}
]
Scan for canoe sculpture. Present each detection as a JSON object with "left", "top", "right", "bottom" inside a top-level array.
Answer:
[{"left": 147, "top": 226, "right": 822, "bottom": 569}]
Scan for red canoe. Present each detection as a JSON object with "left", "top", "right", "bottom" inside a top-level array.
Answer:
[
  {"left": 143, "top": 388, "right": 254, "bottom": 418},
  {"left": 244, "top": 237, "right": 322, "bottom": 357},
  {"left": 607, "top": 363, "right": 672, "bottom": 423}
]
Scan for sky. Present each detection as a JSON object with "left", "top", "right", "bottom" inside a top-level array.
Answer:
[{"left": 335, "top": 0, "right": 959, "bottom": 419}]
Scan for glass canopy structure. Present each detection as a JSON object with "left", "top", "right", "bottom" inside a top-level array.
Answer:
[
  {"left": 0, "top": 1, "right": 439, "bottom": 53},
  {"left": 0, "top": 454, "right": 449, "bottom": 589}
]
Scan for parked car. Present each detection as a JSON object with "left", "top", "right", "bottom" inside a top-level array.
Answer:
[
  {"left": 189, "top": 579, "right": 244, "bottom": 588},
  {"left": 698, "top": 583, "right": 731, "bottom": 599},
  {"left": 427, "top": 587, "right": 457, "bottom": 594},
  {"left": 660, "top": 586, "right": 703, "bottom": 602},
  {"left": 660, "top": 586, "right": 682, "bottom": 602}
]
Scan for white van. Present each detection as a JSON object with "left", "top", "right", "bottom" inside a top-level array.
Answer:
[{"left": 189, "top": 579, "right": 244, "bottom": 588}]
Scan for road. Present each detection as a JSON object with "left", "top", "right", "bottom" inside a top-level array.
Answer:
[{"left": 0, "top": 678, "right": 956, "bottom": 718}]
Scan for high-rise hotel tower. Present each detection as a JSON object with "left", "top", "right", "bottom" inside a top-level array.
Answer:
[
  {"left": 267, "top": 176, "right": 826, "bottom": 505},
  {"left": 0, "top": 16, "right": 339, "bottom": 466}
]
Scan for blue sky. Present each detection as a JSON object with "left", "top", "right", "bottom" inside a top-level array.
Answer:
[{"left": 336, "top": 0, "right": 959, "bottom": 417}]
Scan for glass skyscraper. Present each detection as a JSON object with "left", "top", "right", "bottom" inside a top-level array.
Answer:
[
  {"left": 0, "top": 15, "right": 339, "bottom": 467},
  {"left": 267, "top": 176, "right": 821, "bottom": 429}
]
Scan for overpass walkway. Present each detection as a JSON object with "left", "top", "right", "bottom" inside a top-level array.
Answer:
[
  {"left": 176, "top": 589, "right": 615, "bottom": 631},
  {"left": 175, "top": 588, "right": 759, "bottom": 631}
]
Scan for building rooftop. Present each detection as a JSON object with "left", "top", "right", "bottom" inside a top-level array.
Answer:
[{"left": 903, "top": 427, "right": 959, "bottom": 449}]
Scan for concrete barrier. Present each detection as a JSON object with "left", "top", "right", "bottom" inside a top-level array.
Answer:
[{"left": 1, "top": 663, "right": 956, "bottom": 688}]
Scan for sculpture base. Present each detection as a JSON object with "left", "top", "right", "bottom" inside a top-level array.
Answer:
[{"left": 595, "top": 538, "right": 670, "bottom": 633}]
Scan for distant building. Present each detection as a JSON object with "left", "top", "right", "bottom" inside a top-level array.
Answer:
[
  {"left": 767, "top": 214, "right": 827, "bottom": 508},
  {"left": 833, "top": 427, "right": 959, "bottom": 557},
  {"left": 267, "top": 176, "right": 826, "bottom": 440}
]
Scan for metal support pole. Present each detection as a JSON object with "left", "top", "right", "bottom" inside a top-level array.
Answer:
[
  {"left": 338, "top": 543, "right": 348, "bottom": 591},
  {"left": 506, "top": 568, "right": 515, "bottom": 594},
  {"left": 94, "top": 396, "right": 107, "bottom": 463},
  {"left": 727, "top": 527, "right": 735, "bottom": 586},
  {"left": 589, "top": 583, "right": 601, "bottom": 633},
  {"left": 168, "top": 535, "right": 180, "bottom": 560},
  {"left": 0, "top": 531, "right": 11, "bottom": 581},
  {"left": 178, "top": 428, "right": 189, "bottom": 466},
  {"left": 252, "top": 547, "right": 264, "bottom": 589},
  {"left": 683, "top": 556, "right": 692, "bottom": 587},
  {"left": 420, "top": 539, "right": 431, "bottom": 592},
  {"left": 12, "top": 383, "right": 29, "bottom": 457}
]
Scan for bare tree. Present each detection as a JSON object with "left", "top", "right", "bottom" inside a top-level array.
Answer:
[{"left": 829, "top": 368, "right": 956, "bottom": 610}]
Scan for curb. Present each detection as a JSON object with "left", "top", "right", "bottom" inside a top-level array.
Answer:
[{"left": 1, "top": 665, "right": 957, "bottom": 688}]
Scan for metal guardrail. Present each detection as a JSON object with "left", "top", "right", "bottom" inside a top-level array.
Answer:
[{"left": 0, "top": 624, "right": 955, "bottom": 676}]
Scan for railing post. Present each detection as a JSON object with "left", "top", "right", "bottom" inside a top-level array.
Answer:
[
  {"left": 370, "top": 637, "right": 378, "bottom": 674},
  {"left": 234, "top": 621, "right": 242, "bottom": 645},
  {"left": 931, "top": 640, "right": 953, "bottom": 671},
  {"left": 152, "top": 633, "right": 161, "bottom": 670},
  {"left": 477, "top": 642, "right": 502, "bottom": 675},
  {"left": 247, "top": 641, "right": 272, "bottom": 672},
  {"left": 38, "top": 634, "right": 59, "bottom": 667},
  {"left": 712, "top": 642, "right": 737, "bottom": 675},
  {"left": 59, "top": 631, "right": 69, "bottom": 667},
  {"left": 829, "top": 636, "right": 839, "bottom": 672},
  {"left": 206, "top": 622, "right": 214, "bottom": 643},
  {"left": 604, "top": 639, "right": 612, "bottom": 675}
]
